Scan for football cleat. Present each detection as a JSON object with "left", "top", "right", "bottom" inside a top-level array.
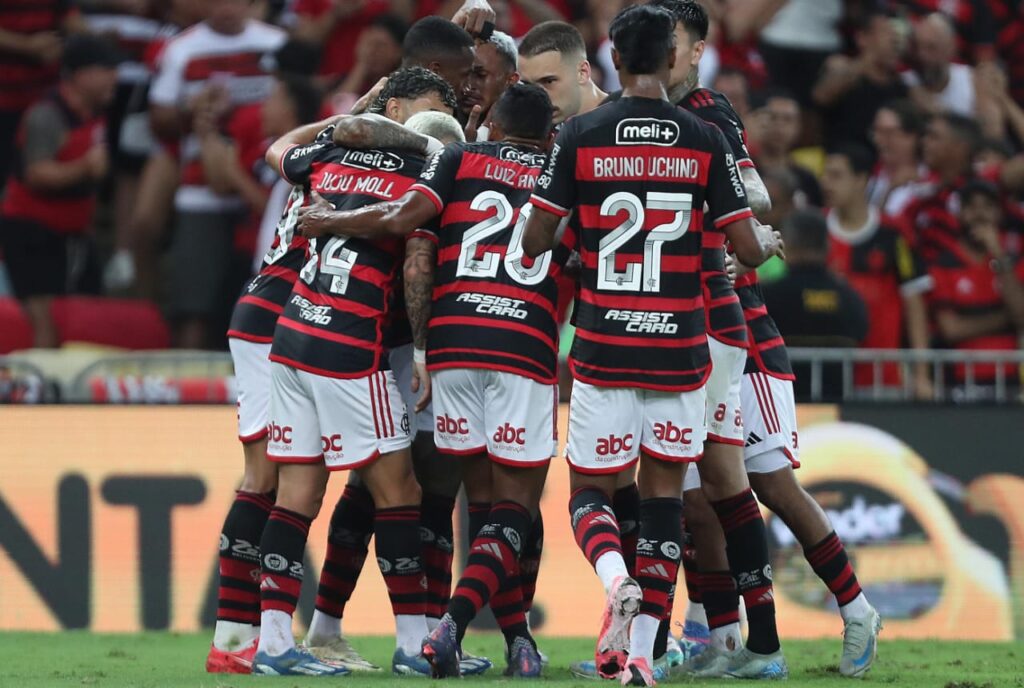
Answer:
[
  {"left": 674, "top": 645, "right": 732, "bottom": 678},
  {"left": 392, "top": 647, "right": 432, "bottom": 676},
  {"left": 569, "top": 658, "right": 601, "bottom": 680},
  {"left": 620, "top": 657, "right": 656, "bottom": 687},
  {"left": 460, "top": 651, "right": 493, "bottom": 676},
  {"left": 506, "top": 636, "right": 543, "bottom": 678},
  {"left": 725, "top": 647, "right": 789, "bottom": 679},
  {"left": 596, "top": 575, "right": 643, "bottom": 679},
  {"left": 205, "top": 639, "right": 257, "bottom": 674},
  {"left": 252, "top": 646, "right": 351, "bottom": 676},
  {"left": 421, "top": 613, "right": 461, "bottom": 678},
  {"left": 840, "top": 606, "right": 881, "bottom": 678},
  {"left": 681, "top": 619, "right": 711, "bottom": 650},
  {"left": 304, "top": 636, "right": 380, "bottom": 671}
]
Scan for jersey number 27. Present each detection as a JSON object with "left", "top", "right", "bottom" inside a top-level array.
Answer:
[{"left": 598, "top": 191, "right": 692, "bottom": 293}]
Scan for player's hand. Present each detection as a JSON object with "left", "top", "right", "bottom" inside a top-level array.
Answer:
[
  {"left": 84, "top": 145, "right": 110, "bottom": 181},
  {"left": 463, "top": 104, "right": 483, "bottom": 142},
  {"left": 724, "top": 252, "right": 737, "bottom": 285},
  {"left": 452, "top": 0, "right": 495, "bottom": 36},
  {"left": 350, "top": 76, "right": 388, "bottom": 115},
  {"left": 411, "top": 353, "right": 431, "bottom": 413},
  {"left": 297, "top": 190, "right": 337, "bottom": 239},
  {"left": 26, "top": 32, "right": 62, "bottom": 64}
]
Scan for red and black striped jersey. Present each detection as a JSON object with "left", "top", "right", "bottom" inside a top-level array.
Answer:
[
  {"left": 680, "top": 87, "right": 753, "bottom": 349},
  {"left": 228, "top": 187, "right": 309, "bottom": 343},
  {"left": 269, "top": 141, "right": 426, "bottom": 378},
  {"left": 0, "top": 0, "right": 75, "bottom": 112},
  {"left": 410, "top": 141, "right": 574, "bottom": 384},
  {"left": 530, "top": 96, "right": 753, "bottom": 391},
  {"left": 736, "top": 272, "right": 795, "bottom": 380}
]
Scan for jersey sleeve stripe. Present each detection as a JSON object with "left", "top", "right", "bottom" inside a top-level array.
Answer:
[
  {"left": 408, "top": 228, "right": 439, "bottom": 244},
  {"left": 714, "top": 207, "right": 754, "bottom": 228},
  {"left": 237, "top": 294, "right": 285, "bottom": 314},
  {"left": 278, "top": 144, "right": 299, "bottom": 184},
  {"left": 736, "top": 158, "right": 755, "bottom": 169},
  {"left": 529, "top": 194, "right": 570, "bottom": 217},
  {"left": 410, "top": 183, "right": 444, "bottom": 214}
]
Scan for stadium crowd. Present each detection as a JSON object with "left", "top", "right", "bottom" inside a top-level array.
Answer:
[{"left": 0, "top": 0, "right": 1023, "bottom": 397}]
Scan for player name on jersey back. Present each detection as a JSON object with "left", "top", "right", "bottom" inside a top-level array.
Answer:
[
  {"left": 269, "top": 141, "right": 426, "bottom": 378},
  {"left": 530, "top": 96, "right": 753, "bottom": 391},
  {"left": 410, "top": 141, "right": 572, "bottom": 384}
]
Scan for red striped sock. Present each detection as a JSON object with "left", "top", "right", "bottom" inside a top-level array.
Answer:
[
  {"left": 259, "top": 506, "right": 311, "bottom": 616},
  {"left": 805, "top": 531, "right": 863, "bottom": 606},
  {"left": 217, "top": 491, "right": 274, "bottom": 625}
]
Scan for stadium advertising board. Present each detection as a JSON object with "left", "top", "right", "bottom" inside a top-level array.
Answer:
[{"left": 0, "top": 405, "right": 1021, "bottom": 638}]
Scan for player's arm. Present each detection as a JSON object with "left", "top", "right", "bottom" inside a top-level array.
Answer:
[
  {"left": 741, "top": 167, "right": 772, "bottom": 216},
  {"left": 265, "top": 116, "right": 344, "bottom": 173},
  {"left": 522, "top": 206, "right": 564, "bottom": 258},
  {"left": 405, "top": 235, "right": 437, "bottom": 412},
  {"left": 695, "top": 100, "right": 771, "bottom": 215},
  {"left": 523, "top": 124, "right": 578, "bottom": 258},
  {"left": 297, "top": 189, "right": 439, "bottom": 239},
  {"left": 331, "top": 113, "right": 444, "bottom": 156}
]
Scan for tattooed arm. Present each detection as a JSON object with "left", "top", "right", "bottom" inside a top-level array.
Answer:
[
  {"left": 332, "top": 113, "right": 443, "bottom": 155},
  {"left": 405, "top": 236, "right": 437, "bottom": 411}
]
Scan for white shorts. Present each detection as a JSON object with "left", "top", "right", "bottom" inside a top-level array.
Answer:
[
  {"left": 229, "top": 338, "right": 272, "bottom": 443},
  {"left": 705, "top": 337, "right": 746, "bottom": 446},
  {"left": 566, "top": 379, "right": 706, "bottom": 474},
  {"left": 267, "top": 362, "right": 411, "bottom": 470},
  {"left": 389, "top": 343, "right": 434, "bottom": 434},
  {"left": 432, "top": 368, "right": 557, "bottom": 466},
  {"left": 741, "top": 372, "right": 800, "bottom": 470}
]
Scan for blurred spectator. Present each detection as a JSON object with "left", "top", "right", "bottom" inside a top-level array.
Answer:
[
  {"left": 758, "top": 0, "right": 842, "bottom": 107},
  {"left": 822, "top": 143, "right": 934, "bottom": 396},
  {"left": 763, "top": 209, "right": 869, "bottom": 399},
  {"left": 989, "top": 1, "right": 1024, "bottom": 107},
  {"left": 759, "top": 165, "right": 799, "bottom": 231},
  {"left": 704, "top": 0, "right": 771, "bottom": 91},
  {"left": 0, "top": 0, "right": 83, "bottom": 186},
  {"left": 0, "top": 34, "right": 119, "bottom": 348},
  {"left": 884, "top": 0, "right": 997, "bottom": 66},
  {"left": 148, "top": 0, "right": 286, "bottom": 349},
  {"left": 867, "top": 99, "right": 926, "bottom": 215},
  {"left": 897, "top": 112, "right": 981, "bottom": 262},
  {"left": 290, "top": 0, "right": 414, "bottom": 83},
  {"left": 749, "top": 88, "right": 823, "bottom": 207},
  {"left": 902, "top": 13, "right": 982, "bottom": 121},
  {"left": 712, "top": 66, "right": 750, "bottom": 118},
  {"left": 928, "top": 179, "right": 1024, "bottom": 386},
  {"left": 974, "top": 60, "right": 1024, "bottom": 148},
  {"left": 813, "top": 8, "right": 908, "bottom": 150},
  {"left": 462, "top": 30, "right": 519, "bottom": 134},
  {"left": 328, "top": 15, "right": 405, "bottom": 111}
]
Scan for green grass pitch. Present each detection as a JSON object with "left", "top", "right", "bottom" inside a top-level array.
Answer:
[{"left": 2, "top": 632, "right": 1021, "bottom": 687}]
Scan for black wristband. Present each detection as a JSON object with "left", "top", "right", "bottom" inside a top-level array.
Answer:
[{"left": 478, "top": 20, "right": 495, "bottom": 41}]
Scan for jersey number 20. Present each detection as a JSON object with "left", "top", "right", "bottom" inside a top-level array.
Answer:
[{"left": 457, "top": 190, "right": 552, "bottom": 286}]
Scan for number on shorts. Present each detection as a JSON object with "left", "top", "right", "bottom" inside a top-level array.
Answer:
[
  {"left": 300, "top": 235, "right": 359, "bottom": 294},
  {"left": 457, "top": 191, "right": 552, "bottom": 285},
  {"left": 597, "top": 191, "right": 692, "bottom": 292},
  {"left": 263, "top": 187, "right": 304, "bottom": 265}
]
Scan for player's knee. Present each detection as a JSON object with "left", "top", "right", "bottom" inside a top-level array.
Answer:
[
  {"left": 275, "top": 477, "right": 327, "bottom": 519},
  {"left": 370, "top": 464, "right": 422, "bottom": 509}
]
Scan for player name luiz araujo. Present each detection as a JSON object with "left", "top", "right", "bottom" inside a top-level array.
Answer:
[
  {"left": 456, "top": 292, "right": 528, "bottom": 319},
  {"left": 604, "top": 309, "right": 678, "bottom": 333},
  {"left": 591, "top": 154, "right": 701, "bottom": 179},
  {"left": 483, "top": 162, "right": 538, "bottom": 189}
]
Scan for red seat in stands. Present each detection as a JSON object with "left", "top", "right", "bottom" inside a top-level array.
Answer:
[
  {"left": 0, "top": 297, "right": 34, "bottom": 353},
  {"left": 51, "top": 297, "right": 170, "bottom": 350}
]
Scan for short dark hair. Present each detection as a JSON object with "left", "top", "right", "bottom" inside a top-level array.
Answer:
[
  {"left": 403, "top": 17, "right": 473, "bottom": 67},
  {"left": 647, "top": 0, "right": 709, "bottom": 41},
  {"left": 609, "top": 4, "right": 676, "bottom": 76},
  {"left": 369, "top": 66, "right": 458, "bottom": 114},
  {"left": 490, "top": 82, "right": 553, "bottom": 141},
  {"left": 518, "top": 21, "right": 587, "bottom": 61},
  {"left": 751, "top": 85, "right": 798, "bottom": 110},
  {"left": 783, "top": 208, "right": 828, "bottom": 253},
  {"left": 879, "top": 98, "right": 925, "bottom": 136},
  {"left": 828, "top": 142, "right": 875, "bottom": 177},
  {"left": 277, "top": 73, "right": 323, "bottom": 126},
  {"left": 369, "top": 13, "right": 408, "bottom": 46},
  {"left": 856, "top": 7, "right": 896, "bottom": 34}
]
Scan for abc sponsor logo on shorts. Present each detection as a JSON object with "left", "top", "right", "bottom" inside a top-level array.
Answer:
[
  {"left": 269, "top": 422, "right": 293, "bottom": 448},
  {"left": 595, "top": 433, "right": 634, "bottom": 461},
  {"left": 653, "top": 421, "right": 692, "bottom": 445},
  {"left": 321, "top": 433, "right": 343, "bottom": 455},
  {"left": 492, "top": 423, "right": 526, "bottom": 452},
  {"left": 436, "top": 414, "right": 470, "bottom": 441}
]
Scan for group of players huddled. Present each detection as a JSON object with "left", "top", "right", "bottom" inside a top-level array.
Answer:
[{"left": 207, "top": 0, "right": 882, "bottom": 683}]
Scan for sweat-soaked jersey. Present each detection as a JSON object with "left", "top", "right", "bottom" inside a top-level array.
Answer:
[
  {"left": 530, "top": 96, "right": 753, "bottom": 391},
  {"left": 410, "top": 141, "right": 574, "bottom": 384},
  {"left": 269, "top": 140, "right": 425, "bottom": 378}
]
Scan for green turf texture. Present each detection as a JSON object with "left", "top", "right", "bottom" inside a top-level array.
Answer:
[{"left": 1, "top": 632, "right": 1020, "bottom": 687}]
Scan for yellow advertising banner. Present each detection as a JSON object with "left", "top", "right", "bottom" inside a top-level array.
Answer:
[{"left": 0, "top": 406, "right": 1020, "bottom": 639}]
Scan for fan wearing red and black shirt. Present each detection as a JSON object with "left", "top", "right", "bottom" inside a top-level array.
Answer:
[
  {"left": 822, "top": 143, "right": 934, "bottom": 395},
  {"left": 0, "top": 34, "right": 118, "bottom": 348},
  {"left": 523, "top": 6, "right": 784, "bottom": 684},
  {"left": 295, "top": 84, "right": 566, "bottom": 677},
  {"left": 929, "top": 179, "right": 1024, "bottom": 389},
  {"left": 247, "top": 92, "right": 460, "bottom": 679}
]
